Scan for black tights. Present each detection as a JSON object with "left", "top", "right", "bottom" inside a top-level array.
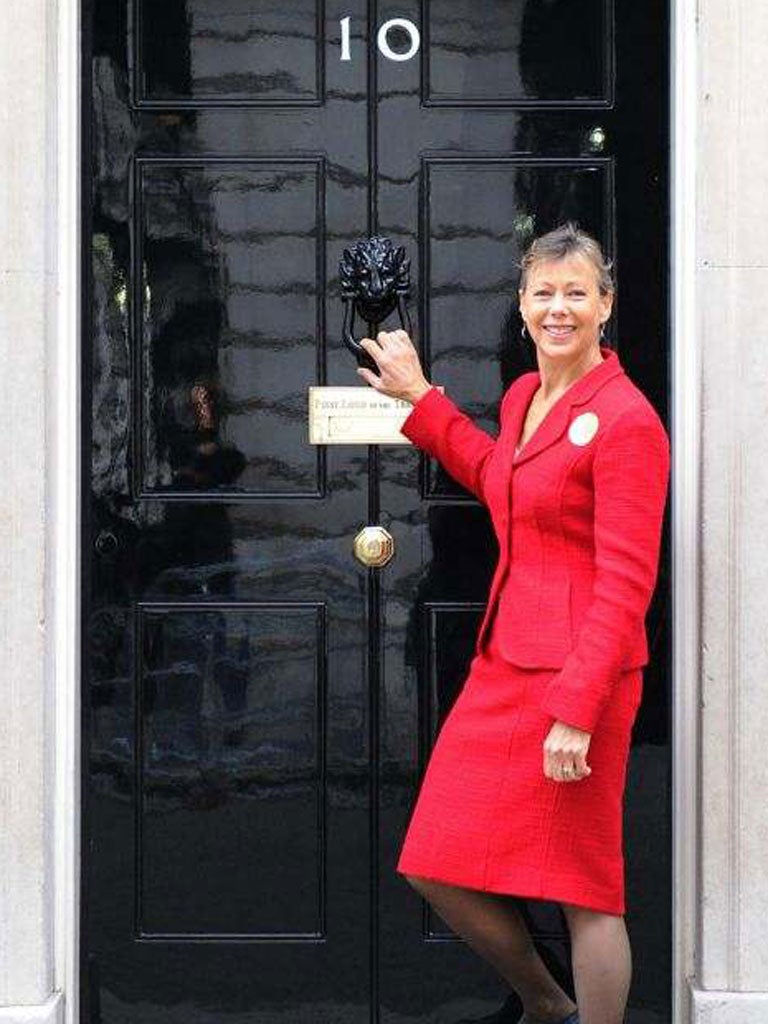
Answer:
[{"left": 405, "top": 876, "right": 631, "bottom": 1024}]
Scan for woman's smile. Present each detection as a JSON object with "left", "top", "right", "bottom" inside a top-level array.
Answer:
[{"left": 542, "top": 324, "right": 576, "bottom": 338}]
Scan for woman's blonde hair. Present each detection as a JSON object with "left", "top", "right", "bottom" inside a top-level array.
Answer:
[{"left": 519, "top": 222, "right": 615, "bottom": 296}]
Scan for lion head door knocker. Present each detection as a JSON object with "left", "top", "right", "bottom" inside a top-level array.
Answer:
[{"left": 339, "top": 236, "right": 413, "bottom": 374}]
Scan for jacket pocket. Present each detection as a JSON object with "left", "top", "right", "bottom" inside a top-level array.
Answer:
[{"left": 494, "top": 567, "right": 573, "bottom": 668}]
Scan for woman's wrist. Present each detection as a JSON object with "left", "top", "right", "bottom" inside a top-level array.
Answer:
[{"left": 403, "top": 381, "right": 433, "bottom": 405}]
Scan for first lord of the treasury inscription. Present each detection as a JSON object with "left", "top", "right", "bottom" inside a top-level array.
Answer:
[{"left": 307, "top": 386, "right": 444, "bottom": 445}]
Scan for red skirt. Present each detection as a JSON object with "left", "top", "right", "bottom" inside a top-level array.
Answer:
[{"left": 396, "top": 623, "right": 642, "bottom": 916}]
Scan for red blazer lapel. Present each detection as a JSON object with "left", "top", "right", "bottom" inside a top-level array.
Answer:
[
  {"left": 511, "top": 346, "right": 625, "bottom": 467},
  {"left": 501, "top": 373, "right": 538, "bottom": 459}
]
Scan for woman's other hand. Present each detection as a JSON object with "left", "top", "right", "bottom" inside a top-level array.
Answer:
[
  {"left": 543, "top": 720, "right": 593, "bottom": 782},
  {"left": 357, "top": 329, "right": 432, "bottom": 404}
]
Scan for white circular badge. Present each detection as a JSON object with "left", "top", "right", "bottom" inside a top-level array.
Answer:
[{"left": 568, "top": 411, "right": 599, "bottom": 446}]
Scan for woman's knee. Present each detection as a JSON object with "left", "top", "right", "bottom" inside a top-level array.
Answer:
[{"left": 560, "top": 901, "right": 625, "bottom": 929}]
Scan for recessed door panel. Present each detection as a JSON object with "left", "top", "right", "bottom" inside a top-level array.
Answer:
[
  {"left": 136, "top": 159, "right": 325, "bottom": 496},
  {"left": 136, "top": 0, "right": 324, "bottom": 105},
  {"left": 425, "top": 0, "right": 610, "bottom": 104},
  {"left": 138, "top": 604, "right": 325, "bottom": 938}
]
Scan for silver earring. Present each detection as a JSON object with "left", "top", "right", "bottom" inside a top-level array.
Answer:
[
  {"left": 521, "top": 324, "right": 529, "bottom": 340},
  {"left": 600, "top": 324, "right": 606, "bottom": 341}
]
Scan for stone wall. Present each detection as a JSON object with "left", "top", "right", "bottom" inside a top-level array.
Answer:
[
  {"left": 693, "top": 0, "right": 768, "bottom": 1019},
  {"left": 0, "top": 0, "right": 62, "bottom": 1019}
]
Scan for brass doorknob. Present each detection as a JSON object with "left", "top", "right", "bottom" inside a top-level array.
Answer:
[{"left": 353, "top": 525, "right": 394, "bottom": 568}]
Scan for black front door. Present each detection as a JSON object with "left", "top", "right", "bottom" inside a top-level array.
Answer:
[{"left": 82, "top": 2, "right": 670, "bottom": 1022}]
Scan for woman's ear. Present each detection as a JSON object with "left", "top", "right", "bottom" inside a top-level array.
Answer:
[{"left": 599, "top": 290, "right": 614, "bottom": 320}]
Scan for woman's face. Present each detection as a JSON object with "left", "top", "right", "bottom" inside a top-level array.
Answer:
[{"left": 518, "top": 255, "right": 613, "bottom": 363}]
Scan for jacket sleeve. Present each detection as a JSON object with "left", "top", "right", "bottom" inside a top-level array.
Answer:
[
  {"left": 400, "top": 385, "right": 510, "bottom": 503},
  {"left": 538, "top": 406, "right": 671, "bottom": 733}
]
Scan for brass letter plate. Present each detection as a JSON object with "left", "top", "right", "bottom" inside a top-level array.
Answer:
[{"left": 308, "top": 386, "right": 442, "bottom": 445}]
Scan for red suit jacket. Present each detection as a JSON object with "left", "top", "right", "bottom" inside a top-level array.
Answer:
[{"left": 400, "top": 346, "right": 670, "bottom": 734}]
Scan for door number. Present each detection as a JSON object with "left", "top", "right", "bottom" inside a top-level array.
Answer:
[{"left": 340, "top": 16, "right": 421, "bottom": 62}]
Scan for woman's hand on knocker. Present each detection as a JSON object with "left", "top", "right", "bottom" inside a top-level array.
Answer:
[
  {"left": 543, "top": 720, "right": 593, "bottom": 782},
  {"left": 357, "top": 330, "right": 432, "bottom": 405}
]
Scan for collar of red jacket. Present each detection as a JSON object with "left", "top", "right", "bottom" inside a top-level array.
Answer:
[{"left": 511, "top": 345, "right": 625, "bottom": 466}]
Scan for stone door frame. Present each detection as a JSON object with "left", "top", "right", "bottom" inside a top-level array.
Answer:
[{"left": 37, "top": 2, "right": 700, "bottom": 1022}]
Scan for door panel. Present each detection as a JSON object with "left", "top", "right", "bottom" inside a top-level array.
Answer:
[
  {"left": 136, "top": 159, "right": 325, "bottom": 497},
  {"left": 136, "top": 0, "right": 324, "bottom": 105},
  {"left": 83, "top": 1, "right": 670, "bottom": 1021},
  {"left": 424, "top": 0, "right": 610, "bottom": 104},
  {"left": 138, "top": 604, "right": 326, "bottom": 938}
]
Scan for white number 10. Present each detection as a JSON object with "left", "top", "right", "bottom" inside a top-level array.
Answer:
[{"left": 340, "top": 16, "right": 421, "bottom": 62}]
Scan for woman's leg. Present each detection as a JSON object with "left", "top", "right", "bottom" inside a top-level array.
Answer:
[
  {"left": 560, "top": 903, "right": 631, "bottom": 1024},
  {"left": 405, "top": 875, "right": 578, "bottom": 1023}
]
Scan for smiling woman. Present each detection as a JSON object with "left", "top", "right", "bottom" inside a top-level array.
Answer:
[
  {"left": 356, "top": 224, "right": 670, "bottom": 1024},
  {"left": 518, "top": 224, "right": 614, "bottom": 395},
  {"left": 515, "top": 225, "right": 616, "bottom": 448}
]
